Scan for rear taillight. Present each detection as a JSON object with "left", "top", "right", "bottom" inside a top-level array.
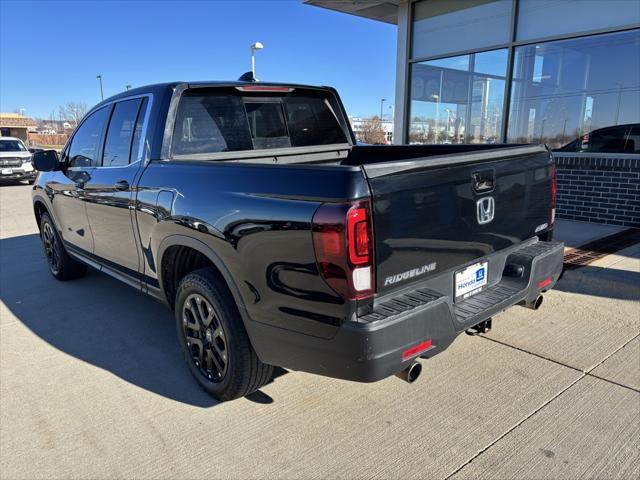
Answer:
[
  {"left": 312, "top": 200, "right": 375, "bottom": 300},
  {"left": 550, "top": 164, "right": 557, "bottom": 225}
]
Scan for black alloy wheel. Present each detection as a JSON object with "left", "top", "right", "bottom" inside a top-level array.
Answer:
[
  {"left": 181, "top": 293, "right": 228, "bottom": 382},
  {"left": 39, "top": 212, "right": 87, "bottom": 280},
  {"left": 42, "top": 221, "right": 61, "bottom": 276},
  {"left": 175, "top": 268, "right": 274, "bottom": 401}
]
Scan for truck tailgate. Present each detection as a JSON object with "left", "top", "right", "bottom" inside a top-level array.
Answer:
[{"left": 362, "top": 145, "right": 554, "bottom": 295}]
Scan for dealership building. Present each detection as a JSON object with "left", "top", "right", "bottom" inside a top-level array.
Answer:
[{"left": 306, "top": 0, "right": 640, "bottom": 227}]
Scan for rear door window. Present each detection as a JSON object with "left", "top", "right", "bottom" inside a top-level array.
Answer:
[
  {"left": 173, "top": 88, "right": 349, "bottom": 157},
  {"left": 586, "top": 126, "right": 630, "bottom": 153},
  {"left": 102, "top": 98, "right": 142, "bottom": 167}
]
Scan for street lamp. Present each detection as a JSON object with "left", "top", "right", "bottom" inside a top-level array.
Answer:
[
  {"left": 126, "top": 85, "right": 132, "bottom": 91},
  {"left": 96, "top": 75, "right": 104, "bottom": 101},
  {"left": 251, "top": 42, "right": 264, "bottom": 79},
  {"left": 431, "top": 94, "right": 440, "bottom": 141},
  {"left": 445, "top": 108, "right": 452, "bottom": 139},
  {"left": 380, "top": 98, "right": 386, "bottom": 121},
  {"left": 614, "top": 82, "right": 623, "bottom": 125}
]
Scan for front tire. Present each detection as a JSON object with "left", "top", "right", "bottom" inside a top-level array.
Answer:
[
  {"left": 39, "top": 212, "right": 87, "bottom": 280},
  {"left": 175, "top": 268, "right": 273, "bottom": 401}
]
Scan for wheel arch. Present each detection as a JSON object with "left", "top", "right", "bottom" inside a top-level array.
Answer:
[
  {"left": 156, "top": 235, "right": 248, "bottom": 321},
  {"left": 32, "top": 195, "right": 52, "bottom": 231}
]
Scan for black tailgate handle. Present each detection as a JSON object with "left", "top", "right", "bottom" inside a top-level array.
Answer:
[{"left": 472, "top": 170, "right": 495, "bottom": 193}]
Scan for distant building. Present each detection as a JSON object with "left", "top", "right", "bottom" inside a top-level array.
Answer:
[
  {"left": 0, "top": 113, "right": 37, "bottom": 142},
  {"left": 349, "top": 117, "right": 394, "bottom": 144},
  {"left": 36, "top": 120, "right": 76, "bottom": 135}
]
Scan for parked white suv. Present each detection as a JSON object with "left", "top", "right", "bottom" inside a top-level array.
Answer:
[{"left": 0, "top": 137, "right": 36, "bottom": 183}]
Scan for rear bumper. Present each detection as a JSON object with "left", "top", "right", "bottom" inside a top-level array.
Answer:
[{"left": 248, "top": 240, "right": 564, "bottom": 382}]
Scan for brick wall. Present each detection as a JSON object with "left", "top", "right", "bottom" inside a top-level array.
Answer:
[{"left": 553, "top": 153, "right": 640, "bottom": 227}]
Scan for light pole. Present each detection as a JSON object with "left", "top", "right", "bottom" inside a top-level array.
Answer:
[
  {"left": 96, "top": 75, "right": 104, "bottom": 101},
  {"left": 251, "top": 42, "right": 264, "bottom": 79},
  {"left": 380, "top": 98, "right": 386, "bottom": 121},
  {"left": 126, "top": 85, "right": 132, "bottom": 91},
  {"left": 445, "top": 108, "right": 452, "bottom": 140},
  {"left": 431, "top": 94, "right": 440, "bottom": 141},
  {"left": 614, "top": 82, "right": 623, "bottom": 125}
]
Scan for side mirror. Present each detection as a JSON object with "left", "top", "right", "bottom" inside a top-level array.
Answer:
[{"left": 32, "top": 150, "right": 62, "bottom": 171}]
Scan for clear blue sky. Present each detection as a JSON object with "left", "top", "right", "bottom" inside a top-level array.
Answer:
[{"left": 0, "top": 0, "right": 397, "bottom": 120}]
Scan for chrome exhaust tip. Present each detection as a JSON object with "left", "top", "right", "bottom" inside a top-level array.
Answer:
[
  {"left": 395, "top": 362, "right": 422, "bottom": 384},
  {"left": 522, "top": 294, "right": 544, "bottom": 310}
]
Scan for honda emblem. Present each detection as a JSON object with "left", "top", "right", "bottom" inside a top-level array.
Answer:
[{"left": 477, "top": 196, "right": 495, "bottom": 224}]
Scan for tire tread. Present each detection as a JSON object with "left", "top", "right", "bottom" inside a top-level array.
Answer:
[
  {"left": 175, "top": 268, "right": 273, "bottom": 401},
  {"left": 40, "top": 212, "right": 87, "bottom": 281}
]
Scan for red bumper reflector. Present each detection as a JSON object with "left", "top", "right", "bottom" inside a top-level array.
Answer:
[
  {"left": 402, "top": 340, "right": 433, "bottom": 360},
  {"left": 538, "top": 277, "right": 552, "bottom": 288}
]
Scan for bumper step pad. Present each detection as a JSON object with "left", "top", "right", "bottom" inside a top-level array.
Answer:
[
  {"left": 454, "top": 284, "right": 520, "bottom": 323},
  {"left": 362, "top": 240, "right": 564, "bottom": 330}
]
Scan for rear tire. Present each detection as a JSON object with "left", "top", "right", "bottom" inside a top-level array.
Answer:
[
  {"left": 39, "top": 212, "right": 87, "bottom": 280},
  {"left": 175, "top": 268, "right": 273, "bottom": 401}
]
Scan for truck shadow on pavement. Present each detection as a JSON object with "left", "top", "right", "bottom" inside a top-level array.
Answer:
[
  {"left": 0, "top": 234, "right": 283, "bottom": 407},
  {"left": 556, "top": 254, "right": 640, "bottom": 301}
]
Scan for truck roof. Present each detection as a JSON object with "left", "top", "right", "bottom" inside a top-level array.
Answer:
[{"left": 95, "top": 80, "right": 334, "bottom": 110}]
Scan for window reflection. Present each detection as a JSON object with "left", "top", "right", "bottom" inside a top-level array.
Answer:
[
  {"left": 409, "top": 49, "right": 507, "bottom": 144},
  {"left": 507, "top": 30, "right": 640, "bottom": 149},
  {"left": 517, "top": 0, "right": 640, "bottom": 41},
  {"left": 412, "top": 0, "right": 512, "bottom": 59}
]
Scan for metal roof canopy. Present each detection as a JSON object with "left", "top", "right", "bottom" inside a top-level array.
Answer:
[{"left": 304, "top": 0, "right": 399, "bottom": 24}]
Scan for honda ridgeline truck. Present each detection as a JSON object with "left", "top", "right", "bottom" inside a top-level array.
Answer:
[{"left": 31, "top": 81, "right": 563, "bottom": 401}]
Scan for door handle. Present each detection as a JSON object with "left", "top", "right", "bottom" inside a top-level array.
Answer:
[{"left": 114, "top": 180, "right": 130, "bottom": 191}]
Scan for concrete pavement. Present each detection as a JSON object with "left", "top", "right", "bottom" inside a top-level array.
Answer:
[
  {"left": 554, "top": 218, "right": 628, "bottom": 249},
  {"left": 1, "top": 183, "right": 638, "bottom": 479}
]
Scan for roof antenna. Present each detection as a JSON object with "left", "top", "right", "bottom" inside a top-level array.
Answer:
[{"left": 238, "top": 71, "right": 257, "bottom": 82}]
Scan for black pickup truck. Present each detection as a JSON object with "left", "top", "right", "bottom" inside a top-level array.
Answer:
[{"left": 31, "top": 81, "right": 563, "bottom": 401}]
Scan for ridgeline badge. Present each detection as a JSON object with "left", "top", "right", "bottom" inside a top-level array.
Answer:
[{"left": 384, "top": 262, "right": 437, "bottom": 286}]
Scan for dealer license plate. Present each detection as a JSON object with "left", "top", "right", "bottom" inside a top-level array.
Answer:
[
  {"left": 455, "top": 262, "right": 488, "bottom": 300},
  {"left": 1, "top": 168, "right": 13, "bottom": 175}
]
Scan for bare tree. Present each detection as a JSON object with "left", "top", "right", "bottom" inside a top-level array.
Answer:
[
  {"left": 58, "top": 101, "right": 88, "bottom": 127},
  {"left": 358, "top": 116, "right": 387, "bottom": 145}
]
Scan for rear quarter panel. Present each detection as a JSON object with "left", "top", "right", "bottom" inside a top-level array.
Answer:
[{"left": 136, "top": 161, "right": 369, "bottom": 339}]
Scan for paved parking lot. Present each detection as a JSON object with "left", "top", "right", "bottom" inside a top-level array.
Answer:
[{"left": 1, "top": 182, "right": 639, "bottom": 479}]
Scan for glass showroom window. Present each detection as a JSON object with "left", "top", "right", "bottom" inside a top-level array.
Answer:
[
  {"left": 409, "top": 49, "right": 508, "bottom": 144},
  {"left": 507, "top": 30, "right": 640, "bottom": 149}
]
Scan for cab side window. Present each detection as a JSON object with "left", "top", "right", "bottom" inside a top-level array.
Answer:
[
  {"left": 102, "top": 99, "right": 143, "bottom": 167},
  {"left": 68, "top": 107, "right": 109, "bottom": 168}
]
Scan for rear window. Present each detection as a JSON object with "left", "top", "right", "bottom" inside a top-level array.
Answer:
[{"left": 173, "top": 88, "right": 349, "bottom": 156}]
